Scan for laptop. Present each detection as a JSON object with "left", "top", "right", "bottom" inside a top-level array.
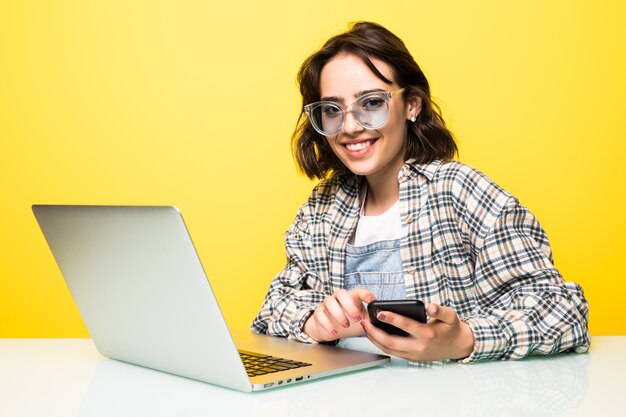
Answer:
[{"left": 32, "top": 205, "right": 389, "bottom": 392}]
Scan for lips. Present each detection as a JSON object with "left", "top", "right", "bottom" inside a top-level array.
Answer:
[
  {"left": 342, "top": 138, "right": 378, "bottom": 153},
  {"left": 345, "top": 140, "right": 373, "bottom": 151}
]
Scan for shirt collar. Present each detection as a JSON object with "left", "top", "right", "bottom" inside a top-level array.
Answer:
[
  {"left": 340, "top": 159, "right": 444, "bottom": 191},
  {"left": 398, "top": 159, "right": 443, "bottom": 183}
]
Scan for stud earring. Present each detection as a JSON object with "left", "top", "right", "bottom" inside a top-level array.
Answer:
[{"left": 410, "top": 116, "right": 416, "bottom": 123}]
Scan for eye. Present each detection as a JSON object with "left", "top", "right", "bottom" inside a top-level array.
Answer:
[
  {"left": 321, "top": 104, "right": 342, "bottom": 118},
  {"left": 361, "top": 96, "right": 386, "bottom": 111}
]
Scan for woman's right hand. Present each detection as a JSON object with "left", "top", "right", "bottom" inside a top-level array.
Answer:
[{"left": 303, "top": 288, "right": 376, "bottom": 342}]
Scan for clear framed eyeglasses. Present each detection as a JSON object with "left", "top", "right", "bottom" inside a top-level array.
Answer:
[{"left": 304, "top": 88, "right": 405, "bottom": 136}]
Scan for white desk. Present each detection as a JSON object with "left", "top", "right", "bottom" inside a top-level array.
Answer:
[{"left": 0, "top": 336, "right": 623, "bottom": 417}]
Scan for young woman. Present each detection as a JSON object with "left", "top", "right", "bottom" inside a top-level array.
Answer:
[{"left": 251, "top": 22, "right": 590, "bottom": 362}]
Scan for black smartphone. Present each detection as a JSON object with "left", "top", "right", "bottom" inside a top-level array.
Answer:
[{"left": 367, "top": 300, "right": 427, "bottom": 337}]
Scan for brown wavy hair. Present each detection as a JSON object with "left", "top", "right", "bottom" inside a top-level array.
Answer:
[{"left": 292, "top": 21, "right": 458, "bottom": 179}]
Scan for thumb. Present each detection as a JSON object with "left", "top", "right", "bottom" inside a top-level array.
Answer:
[{"left": 427, "top": 303, "right": 458, "bottom": 325}]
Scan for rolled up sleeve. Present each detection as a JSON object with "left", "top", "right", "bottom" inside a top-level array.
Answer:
[
  {"left": 459, "top": 201, "right": 590, "bottom": 362},
  {"left": 251, "top": 205, "right": 328, "bottom": 343}
]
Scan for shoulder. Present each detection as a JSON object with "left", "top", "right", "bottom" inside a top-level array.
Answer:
[
  {"left": 422, "top": 160, "right": 514, "bottom": 207},
  {"left": 298, "top": 173, "right": 360, "bottom": 218},
  {"left": 410, "top": 160, "right": 517, "bottom": 239},
  {"left": 432, "top": 160, "right": 505, "bottom": 191},
  {"left": 309, "top": 175, "right": 343, "bottom": 199}
]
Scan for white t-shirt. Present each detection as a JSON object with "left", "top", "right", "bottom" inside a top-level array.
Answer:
[{"left": 351, "top": 185, "right": 403, "bottom": 247}]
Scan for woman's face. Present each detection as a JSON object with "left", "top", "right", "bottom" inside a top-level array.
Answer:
[{"left": 319, "top": 54, "right": 417, "bottom": 183}]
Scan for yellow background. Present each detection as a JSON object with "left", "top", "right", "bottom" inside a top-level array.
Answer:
[{"left": 1, "top": 0, "right": 624, "bottom": 337}]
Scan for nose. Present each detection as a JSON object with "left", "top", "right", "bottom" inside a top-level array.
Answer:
[{"left": 342, "top": 110, "right": 364, "bottom": 135}]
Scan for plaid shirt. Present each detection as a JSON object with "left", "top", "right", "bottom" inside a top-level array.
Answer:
[{"left": 251, "top": 160, "right": 590, "bottom": 362}]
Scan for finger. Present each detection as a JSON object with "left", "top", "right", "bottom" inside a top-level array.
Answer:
[
  {"left": 352, "top": 288, "right": 377, "bottom": 320},
  {"left": 426, "top": 303, "right": 459, "bottom": 325},
  {"left": 313, "top": 307, "right": 338, "bottom": 338},
  {"left": 375, "top": 310, "right": 425, "bottom": 336},
  {"left": 335, "top": 289, "right": 368, "bottom": 322},
  {"left": 335, "top": 288, "right": 376, "bottom": 323},
  {"left": 373, "top": 311, "right": 433, "bottom": 353},
  {"left": 322, "top": 296, "right": 351, "bottom": 328},
  {"left": 351, "top": 288, "right": 377, "bottom": 304},
  {"left": 361, "top": 320, "right": 408, "bottom": 357}
]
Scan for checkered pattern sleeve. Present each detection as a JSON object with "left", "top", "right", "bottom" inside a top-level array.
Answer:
[
  {"left": 250, "top": 191, "right": 329, "bottom": 343},
  {"left": 461, "top": 199, "right": 591, "bottom": 362}
]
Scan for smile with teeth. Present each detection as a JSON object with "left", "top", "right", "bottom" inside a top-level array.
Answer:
[{"left": 344, "top": 139, "right": 375, "bottom": 151}]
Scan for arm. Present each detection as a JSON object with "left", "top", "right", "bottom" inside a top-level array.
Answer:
[
  {"left": 461, "top": 200, "right": 590, "bottom": 361},
  {"left": 250, "top": 205, "right": 327, "bottom": 343},
  {"left": 361, "top": 198, "right": 589, "bottom": 362},
  {"left": 251, "top": 194, "right": 375, "bottom": 343}
]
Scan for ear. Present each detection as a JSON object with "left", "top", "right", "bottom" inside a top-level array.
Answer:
[{"left": 406, "top": 95, "right": 422, "bottom": 120}]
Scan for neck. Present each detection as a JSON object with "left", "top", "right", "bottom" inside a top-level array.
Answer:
[{"left": 363, "top": 171, "right": 400, "bottom": 216}]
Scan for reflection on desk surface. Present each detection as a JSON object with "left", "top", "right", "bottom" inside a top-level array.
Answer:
[
  {"left": 78, "top": 348, "right": 588, "bottom": 417},
  {"left": 2, "top": 337, "right": 625, "bottom": 417}
]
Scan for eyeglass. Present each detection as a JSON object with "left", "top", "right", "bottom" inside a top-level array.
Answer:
[{"left": 304, "top": 88, "right": 405, "bottom": 136}]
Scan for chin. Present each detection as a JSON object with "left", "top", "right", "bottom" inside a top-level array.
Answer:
[{"left": 343, "top": 163, "right": 378, "bottom": 177}]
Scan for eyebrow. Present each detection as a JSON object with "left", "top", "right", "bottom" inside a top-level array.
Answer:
[{"left": 320, "top": 88, "right": 387, "bottom": 103}]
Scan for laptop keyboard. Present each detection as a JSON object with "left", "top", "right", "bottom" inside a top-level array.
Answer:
[{"left": 239, "top": 350, "right": 312, "bottom": 377}]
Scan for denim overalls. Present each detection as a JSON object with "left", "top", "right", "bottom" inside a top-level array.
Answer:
[
  {"left": 343, "top": 191, "right": 406, "bottom": 299},
  {"left": 339, "top": 194, "right": 442, "bottom": 368},
  {"left": 339, "top": 196, "right": 414, "bottom": 364},
  {"left": 344, "top": 239, "right": 406, "bottom": 299}
]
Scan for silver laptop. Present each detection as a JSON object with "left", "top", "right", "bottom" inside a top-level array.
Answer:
[{"left": 32, "top": 205, "right": 389, "bottom": 392}]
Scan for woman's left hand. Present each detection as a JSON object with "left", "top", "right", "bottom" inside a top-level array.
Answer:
[{"left": 360, "top": 303, "right": 475, "bottom": 361}]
